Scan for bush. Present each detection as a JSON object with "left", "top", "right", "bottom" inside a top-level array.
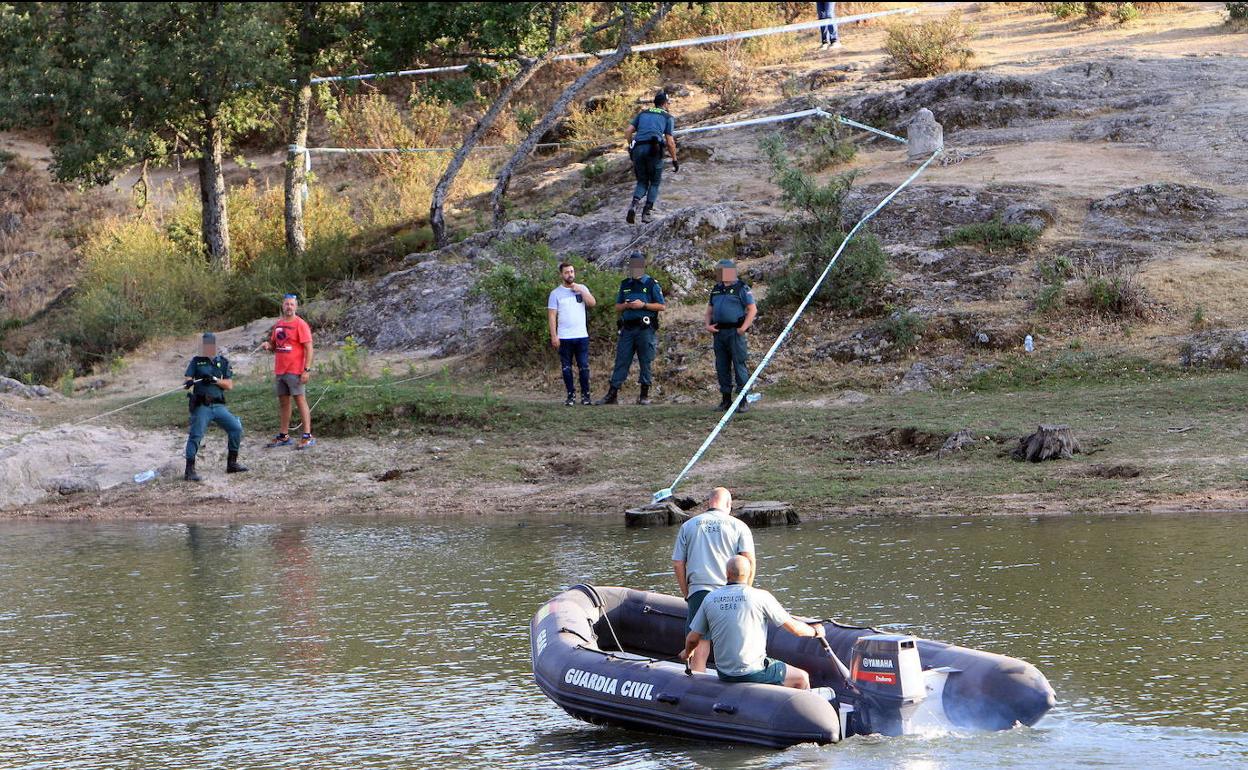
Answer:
[
  {"left": 565, "top": 92, "right": 635, "bottom": 145},
  {"left": 1076, "top": 260, "right": 1154, "bottom": 319},
  {"left": 689, "top": 43, "right": 757, "bottom": 113},
  {"left": 581, "top": 158, "right": 608, "bottom": 183},
  {"left": 884, "top": 13, "right": 976, "bottom": 78},
  {"left": 880, "top": 308, "right": 925, "bottom": 350},
  {"left": 1034, "top": 255, "right": 1073, "bottom": 315},
  {"left": 941, "top": 218, "right": 1040, "bottom": 253},
  {"left": 0, "top": 337, "right": 75, "bottom": 385},
  {"left": 472, "top": 239, "right": 622, "bottom": 356},
  {"left": 616, "top": 55, "right": 660, "bottom": 91},
  {"left": 806, "top": 118, "right": 857, "bottom": 170},
  {"left": 1229, "top": 2, "right": 1248, "bottom": 24},
  {"left": 1044, "top": 2, "right": 1178, "bottom": 21},
  {"left": 762, "top": 136, "right": 855, "bottom": 230}
]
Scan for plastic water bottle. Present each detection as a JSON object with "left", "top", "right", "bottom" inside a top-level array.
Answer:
[
  {"left": 1024, "top": 334, "right": 1034, "bottom": 353},
  {"left": 746, "top": 393, "right": 761, "bottom": 403},
  {"left": 133, "top": 469, "right": 157, "bottom": 484}
]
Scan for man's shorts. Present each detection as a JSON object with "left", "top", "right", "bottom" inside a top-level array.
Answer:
[
  {"left": 717, "top": 657, "right": 788, "bottom": 685},
  {"left": 685, "top": 589, "right": 710, "bottom": 635},
  {"left": 274, "top": 373, "right": 306, "bottom": 396}
]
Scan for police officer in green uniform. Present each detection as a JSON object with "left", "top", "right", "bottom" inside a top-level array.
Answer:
[
  {"left": 705, "top": 259, "right": 758, "bottom": 412},
  {"left": 183, "top": 332, "right": 247, "bottom": 482},
  {"left": 596, "top": 251, "right": 666, "bottom": 405},
  {"left": 624, "top": 90, "right": 679, "bottom": 224}
]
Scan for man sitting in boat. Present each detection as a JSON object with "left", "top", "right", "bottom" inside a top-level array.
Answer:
[
  {"left": 672, "top": 487, "right": 756, "bottom": 673},
  {"left": 681, "top": 555, "right": 826, "bottom": 689}
]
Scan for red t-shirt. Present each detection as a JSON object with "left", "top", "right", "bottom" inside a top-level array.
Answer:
[{"left": 271, "top": 316, "right": 313, "bottom": 375}]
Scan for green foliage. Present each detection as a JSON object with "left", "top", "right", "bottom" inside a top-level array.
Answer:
[
  {"left": 967, "top": 352, "right": 1172, "bottom": 391},
  {"left": 880, "top": 308, "right": 925, "bottom": 350},
  {"left": 473, "top": 238, "right": 622, "bottom": 356},
  {"left": 0, "top": 338, "right": 75, "bottom": 385},
  {"left": 1043, "top": 2, "right": 1176, "bottom": 21},
  {"left": 616, "top": 55, "right": 660, "bottom": 90},
  {"left": 565, "top": 93, "right": 636, "bottom": 144},
  {"left": 806, "top": 118, "right": 857, "bottom": 171},
  {"left": 761, "top": 136, "right": 888, "bottom": 312},
  {"left": 1035, "top": 256, "right": 1073, "bottom": 315},
  {"left": 941, "top": 218, "right": 1040, "bottom": 253},
  {"left": 1112, "top": 3, "right": 1141, "bottom": 23},
  {"left": 1078, "top": 262, "right": 1153, "bottom": 319},
  {"left": 689, "top": 42, "right": 756, "bottom": 113},
  {"left": 1192, "top": 305, "right": 1207, "bottom": 329},
  {"left": 323, "top": 336, "right": 367, "bottom": 383},
  {"left": 581, "top": 158, "right": 608, "bottom": 183},
  {"left": 884, "top": 13, "right": 976, "bottom": 78},
  {"left": 1228, "top": 2, "right": 1248, "bottom": 23}
]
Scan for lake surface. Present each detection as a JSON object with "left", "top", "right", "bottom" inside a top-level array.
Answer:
[{"left": 1, "top": 513, "right": 1245, "bottom": 769}]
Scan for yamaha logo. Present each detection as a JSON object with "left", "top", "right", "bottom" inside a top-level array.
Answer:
[{"left": 863, "top": 657, "right": 894, "bottom": 669}]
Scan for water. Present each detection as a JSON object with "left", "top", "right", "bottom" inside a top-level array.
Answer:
[{"left": 1, "top": 514, "right": 1245, "bottom": 769}]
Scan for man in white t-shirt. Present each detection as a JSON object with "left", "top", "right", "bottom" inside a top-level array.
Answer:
[{"left": 547, "top": 262, "right": 598, "bottom": 406}]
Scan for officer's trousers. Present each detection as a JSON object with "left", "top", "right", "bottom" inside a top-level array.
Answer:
[
  {"left": 631, "top": 145, "right": 664, "bottom": 206},
  {"left": 713, "top": 327, "right": 750, "bottom": 394},
  {"left": 186, "top": 403, "right": 243, "bottom": 460},
  {"left": 610, "top": 326, "right": 656, "bottom": 388}
]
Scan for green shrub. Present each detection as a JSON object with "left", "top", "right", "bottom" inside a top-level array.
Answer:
[
  {"left": 472, "top": 239, "right": 622, "bottom": 356},
  {"left": 581, "top": 157, "right": 608, "bottom": 183},
  {"left": 941, "top": 218, "right": 1040, "bottom": 253},
  {"left": 1034, "top": 256, "right": 1073, "bottom": 315},
  {"left": 616, "top": 55, "right": 660, "bottom": 90},
  {"left": 880, "top": 307, "right": 925, "bottom": 350},
  {"left": 565, "top": 92, "right": 635, "bottom": 145},
  {"left": 689, "top": 42, "right": 756, "bottom": 113},
  {"left": 1229, "top": 2, "right": 1248, "bottom": 24},
  {"left": 806, "top": 118, "right": 857, "bottom": 171},
  {"left": 884, "top": 13, "right": 976, "bottom": 78},
  {"left": 1044, "top": 2, "right": 1179, "bottom": 21},
  {"left": 1074, "top": 260, "right": 1155, "bottom": 319},
  {"left": 0, "top": 338, "right": 75, "bottom": 385},
  {"left": 323, "top": 335, "right": 367, "bottom": 383},
  {"left": 761, "top": 136, "right": 888, "bottom": 312}
]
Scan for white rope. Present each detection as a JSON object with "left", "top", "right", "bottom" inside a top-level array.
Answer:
[
  {"left": 306, "top": 7, "right": 923, "bottom": 85},
  {"left": 653, "top": 147, "right": 944, "bottom": 503}
]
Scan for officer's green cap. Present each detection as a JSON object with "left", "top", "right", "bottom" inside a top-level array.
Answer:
[
  {"left": 716, "top": 259, "right": 737, "bottom": 269},
  {"left": 628, "top": 251, "right": 646, "bottom": 264},
  {"left": 202, "top": 332, "right": 216, "bottom": 344}
]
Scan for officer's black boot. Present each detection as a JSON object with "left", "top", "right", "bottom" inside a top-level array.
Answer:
[
  {"left": 184, "top": 458, "right": 202, "bottom": 482},
  {"left": 594, "top": 386, "right": 619, "bottom": 406},
  {"left": 626, "top": 196, "right": 641, "bottom": 224},
  {"left": 717, "top": 392, "right": 732, "bottom": 410},
  {"left": 226, "top": 451, "right": 249, "bottom": 474},
  {"left": 637, "top": 383, "right": 652, "bottom": 405},
  {"left": 737, "top": 391, "right": 750, "bottom": 413},
  {"left": 641, "top": 203, "right": 654, "bottom": 223}
]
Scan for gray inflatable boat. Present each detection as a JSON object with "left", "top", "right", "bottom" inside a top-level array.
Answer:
[{"left": 530, "top": 585, "right": 1055, "bottom": 748}]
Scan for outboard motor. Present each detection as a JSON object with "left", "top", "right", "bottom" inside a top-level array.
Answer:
[{"left": 849, "top": 634, "right": 926, "bottom": 736}]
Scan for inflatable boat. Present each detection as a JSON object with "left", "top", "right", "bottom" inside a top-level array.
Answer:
[{"left": 530, "top": 585, "right": 1055, "bottom": 748}]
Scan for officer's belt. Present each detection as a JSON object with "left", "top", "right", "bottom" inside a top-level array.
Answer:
[
  {"left": 714, "top": 319, "right": 744, "bottom": 329},
  {"left": 620, "top": 317, "right": 655, "bottom": 330}
]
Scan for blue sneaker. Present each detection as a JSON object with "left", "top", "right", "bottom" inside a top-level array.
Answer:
[
  {"left": 297, "top": 434, "right": 316, "bottom": 450},
  {"left": 265, "top": 433, "right": 293, "bottom": 448}
]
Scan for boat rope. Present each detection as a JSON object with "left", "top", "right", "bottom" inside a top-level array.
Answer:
[{"left": 653, "top": 147, "right": 943, "bottom": 503}]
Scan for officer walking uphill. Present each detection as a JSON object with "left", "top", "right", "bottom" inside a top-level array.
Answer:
[
  {"left": 624, "top": 90, "right": 679, "bottom": 224},
  {"left": 596, "top": 251, "right": 665, "bottom": 405},
  {"left": 183, "top": 332, "right": 247, "bottom": 482},
  {"left": 706, "top": 259, "right": 758, "bottom": 412}
]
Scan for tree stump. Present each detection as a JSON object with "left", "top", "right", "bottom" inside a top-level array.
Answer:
[
  {"left": 1011, "top": 424, "right": 1082, "bottom": 462},
  {"left": 734, "top": 501, "right": 800, "bottom": 528},
  {"left": 624, "top": 502, "right": 689, "bottom": 528}
]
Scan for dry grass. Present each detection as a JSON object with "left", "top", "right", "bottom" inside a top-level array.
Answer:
[{"left": 885, "top": 12, "right": 977, "bottom": 78}]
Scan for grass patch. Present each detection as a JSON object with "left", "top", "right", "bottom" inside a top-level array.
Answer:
[
  {"left": 965, "top": 351, "right": 1178, "bottom": 391},
  {"left": 122, "top": 375, "right": 505, "bottom": 437},
  {"left": 941, "top": 218, "right": 1039, "bottom": 253}
]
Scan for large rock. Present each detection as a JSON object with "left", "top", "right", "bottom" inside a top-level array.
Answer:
[
  {"left": 1086, "top": 184, "right": 1248, "bottom": 243},
  {"left": 841, "top": 185, "right": 1052, "bottom": 248},
  {"left": 1180, "top": 329, "right": 1248, "bottom": 369},
  {"left": 0, "top": 376, "right": 54, "bottom": 399}
]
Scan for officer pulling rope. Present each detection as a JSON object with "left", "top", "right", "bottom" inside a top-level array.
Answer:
[{"left": 182, "top": 332, "right": 248, "bottom": 482}]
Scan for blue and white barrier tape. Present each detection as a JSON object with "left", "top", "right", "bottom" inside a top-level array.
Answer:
[{"left": 653, "top": 147, "right": 943, "bottom": 504}]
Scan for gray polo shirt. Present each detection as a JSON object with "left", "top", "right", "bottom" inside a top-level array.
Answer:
[
  {"left": 689, "top": 583, "right": 792, "bottom": 677},
  {"left": 671, "top": 509, "right": 754, "bottom": 596}
]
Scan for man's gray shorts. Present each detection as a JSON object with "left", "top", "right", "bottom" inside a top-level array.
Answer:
[{"left": 274, "top": 373, "right": 306, "bottom": 396}]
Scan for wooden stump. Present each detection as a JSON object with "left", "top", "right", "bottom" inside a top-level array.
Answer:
[
  {"left": 734, "top": 501, "right": 800, "bottom": 528},
  {"left": 1011, "top": 424, "right": 1082, "bottom": 462},
  {"left": 624, "top": 502, "right": 689, "bottom": 528}
]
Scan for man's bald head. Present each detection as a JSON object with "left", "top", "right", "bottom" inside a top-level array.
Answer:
[
  {"left": 707, "top": 487, "right": 732, "bottom": 511},
  {"left": 726, "top": 554, "right": 752, "bottom": 584}
]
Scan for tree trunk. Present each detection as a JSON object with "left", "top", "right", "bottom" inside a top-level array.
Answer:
[
  {"left": 1011, "top": 424, "right": 1082, "bottom": 462},
  {"left": 284, "top": 2, "right": 317, "bottom": 260},
  {"left": 198, "top": 106, "right": 231, "bottom": 271},
  {"left": 430, "top": 53, "right": 549, "bottom": 248},
  {"left": 490, "top": 3, "right": 673, "bottom": 229}
]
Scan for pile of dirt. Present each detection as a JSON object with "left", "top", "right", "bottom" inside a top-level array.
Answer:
[{"left": 847, "top": 426, "right": 944, "bottom": 457}]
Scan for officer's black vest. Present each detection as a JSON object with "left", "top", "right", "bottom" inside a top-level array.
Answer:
[
  {"left": 620, "top": 276, "right": 660, "bottom": 329},
  {"left": 710, "top": 281, "right": 751, "bottom": 327},
  {"left": 188, "top": 355, "right": 229, "bottom": 404}
]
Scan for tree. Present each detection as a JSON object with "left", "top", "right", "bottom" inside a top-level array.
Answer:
[
  {"left": 0, "top": 3, "right": 287, "bottom": 271},
  {"left": 284, "top": 2, "right": 363, "bottom": 260},
  {"left": 490, "top": 2, "right": 675, "bottom": 228}
]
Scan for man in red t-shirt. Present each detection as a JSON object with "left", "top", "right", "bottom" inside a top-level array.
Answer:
[{"left": 261, "top": 293, "right": 316, "bottom": 449}]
